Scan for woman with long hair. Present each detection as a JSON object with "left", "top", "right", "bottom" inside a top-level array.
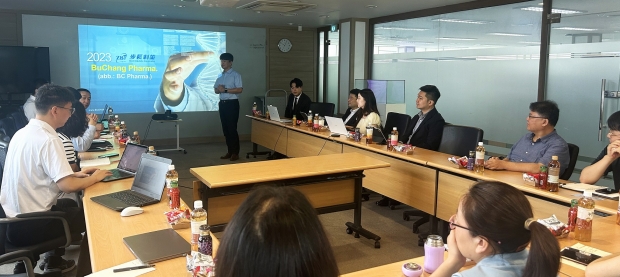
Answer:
[
  {"left": 431, "top": 181, "right": 560, "bottom": 277},
  {"left": 216, "top": 186, "right": 339, "bottom": 277},
  {"left": 355, "top": 88, "right": 382, "bottom": 129}
]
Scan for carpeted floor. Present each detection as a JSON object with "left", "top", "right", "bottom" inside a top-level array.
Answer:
[{"left": 0, "top": 141, "right": 429, "bottom": 276}]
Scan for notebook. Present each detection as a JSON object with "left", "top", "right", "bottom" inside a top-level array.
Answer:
[
  {"left": 267, "top": 106, "right": 292, "bottom": 123},
  {"left": 90, "top": 153, "right": 172, "bottom": 211},
  {"left": 101, "top": 143, "right": 148, "bottom": 182},
  {"left": 123, "top": 228, "right": 190, "bottom": 264},
  {"left": 325, "top": 116, "right": 349, "bottom": 136}
]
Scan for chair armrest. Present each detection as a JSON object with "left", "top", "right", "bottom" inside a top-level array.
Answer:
[
  {"left": 0, "top": 250, "right": 35, "bottom": 277},
  {"left": 0, "top": 211, "right": 73, "bottom": 248}
]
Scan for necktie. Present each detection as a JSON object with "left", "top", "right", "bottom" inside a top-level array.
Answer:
[{"left": 293, "top": 97, "right": 298, "bottom": 109}]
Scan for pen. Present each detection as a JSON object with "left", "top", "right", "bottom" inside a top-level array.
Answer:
[{"left": 112, "top": 264, "right": 154, "bottom": 273}]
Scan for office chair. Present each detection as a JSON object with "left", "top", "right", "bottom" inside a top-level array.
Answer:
[
  {"left": 10, "top": 107, "right": 28, "bottom": 132},
  {"left": 0, "top": 117, "right": 17, "bottom": 139},
  {"left": 403, "top": 124, "right": 483, "bottom": 245},
  {"left": 309, "top": 102, "right": 335, "bottom": 117},
  {"left": 561, "top": 143, "right": 579, "bottom": 180},
  {"left": 383, "top": 112, "right": 411, "bottom": 143}
]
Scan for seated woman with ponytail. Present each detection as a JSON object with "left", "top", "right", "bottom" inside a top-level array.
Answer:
[{"left": 431, "top": 181, "right": 560, "bottom": 277}]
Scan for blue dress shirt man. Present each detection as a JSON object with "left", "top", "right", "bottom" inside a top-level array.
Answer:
[
  {"left": 214, "top": 53, "right": 243, "bottom": 161},
  {"left": 486, "top": 100, "right": 570, "bottom": 175}
]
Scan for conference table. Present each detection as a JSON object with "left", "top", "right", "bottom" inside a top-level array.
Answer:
[
  {"left": 81, "top": 144, "right": 219, "bottom": 276},
  {"left": 190, "top": 152, "right": 390, "bottom": 247},
  {"left": 247, "top": 115, "right": 619, "bottom": 223},
  {"left": 342, "top": 215, "right": 620, "bottom": 277}
]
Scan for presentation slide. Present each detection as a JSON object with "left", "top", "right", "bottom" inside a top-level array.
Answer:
[{"left": 78, "top": 25, "right": 226, "bottom": 113}]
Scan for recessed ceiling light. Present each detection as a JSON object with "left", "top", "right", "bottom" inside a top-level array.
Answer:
[
  {"left": 376, "top": 27, "right": 428, "bottom": 31},
  {"left": 180, "top": 0, "right": 197, "bottom": 2},
  {"left": 289, "top": 0, "right": 299, "bottom": 2},
  {"left": 288, "top": 23, "right": 293, "bottom": 26},
  {"left": 161, "top": 14, "right": 167, "bottom": 17},
  {"left": 367, "top": 5, "right": 377, "bottom": 8},
  {"left": 173, "top": 4, "right": 185, "bottom": 8},
  {"left": 437, "top": 37, "right": 477, "bottom": 41},
  {"left": 255, "top": 11, "right": 262, "bottom": 13},
  {"left": 518, "top": 41, "right": 541, "bottom": 44},
  {"left": 82, "top": 9, "right": 88, "bottom": 12},
  {"left": 318, "top": 15, "right": 329, "bottom": 18},
  {"left": 229, "top": 19, "right": 234, "bottom": 22},
  {"left": 432, "top": 18, "right": 494, "bottom": 24},
  {"left": 280, "top": 13, "right": 297, "bottom": 17},
  {"left": 487, "top": 32, "right": 530, "bottom": 37},
  {"left": 518, "top": 6, "right": 584, "bottom": 14},
  {"left": 553, "top": 27, "right": 598, "bottom": 31}
]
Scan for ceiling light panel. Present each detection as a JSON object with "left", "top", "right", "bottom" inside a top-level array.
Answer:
[
  {"left": 487, "top": 32, "right": 530, "bottom": 37},
  {"left": 432, "top": 18, "right": 494, "bottom": 24},
  {"left": 376, "top": 27, "right": 429, "bottom": 31},
  {"left": 518, "top": 6, "right": 584, "bottom": 15},
  {"left": 553, "top": 27, "right": 598, "bottom": 31},
  {"left": 437, "top": 37, "right": 477, "bottom": 41},
  {"left": 237, "top": 0, "right": 316, "bottom": 13}
]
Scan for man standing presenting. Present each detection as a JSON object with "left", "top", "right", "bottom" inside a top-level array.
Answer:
[
  {"left": 284, "top": 78, "right": 311, "bottom": 120},
  {"left": 377, "top": 85, "right": 445, "bottom": 207},
  {"left": 486, "top": 100, "right": 570, "bottom": 175},
  {"left": 1, "top": 84, "right": 111, "bottom": 274},
  {"left": 215, "top": 53, "right": 243, "bottom": 161},
  {"left": 342, "top": 89, "right": 361, "bottom": 128}
]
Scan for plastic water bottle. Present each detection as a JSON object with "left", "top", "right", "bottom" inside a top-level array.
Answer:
[
  {"left": 147, "top": 146, "right": 157, "bottom": 156},
  {"left": 191, "top": 201, "right": 208, "bottom": 250},
  {"left": 166, "top": 165, "right": 179, "bottom": 209},
  {"left": 475, "top": 142, "right": 485, "bottom": 174},
  {"left": 198, "top": 224, "right": 213, "bottom": 256}
]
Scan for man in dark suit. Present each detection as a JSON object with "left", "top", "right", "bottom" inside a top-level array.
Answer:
[
  {"left": 284, "top": 78, "right": 311, "bottom": 120},
  {"left": 342, "top": 89, "right": 362, "bottom": 128},
  {"left": 377, "top": 85, "right": 445, "bottom": 207},
  {"left": 401, "top": 85, "right": 445, "bottom": 150}
]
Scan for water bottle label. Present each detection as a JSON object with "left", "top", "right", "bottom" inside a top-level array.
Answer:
[
  {"left": 577, "top": 207, "right": 594, "bottom": 221},
  {"left": 476, "top": 151, "right": 484, "bottom": 160},
  {"left": 191, "top": 220, "right": 207, "bottom": 234},
  {"left": 547, "top": 175, "right": 559, "bottom": 183}
]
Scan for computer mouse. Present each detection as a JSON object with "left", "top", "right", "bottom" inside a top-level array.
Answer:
[{"left": 120, "top": 206, "right": 144, "bottom": 217}]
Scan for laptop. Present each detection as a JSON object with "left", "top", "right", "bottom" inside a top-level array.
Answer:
[
  {"left": 97, "top": 104, "right": 108, "bottom": 123},
  {"left": 101, "top": 143, "right": 148, "bottom": 182},
  {"left": 123, "top": 228, "right": 190, "bottom": 264},
  {"left": 267, "top": 106, "right": 292, "bottom": 123},
  {"left": 91, "top": 153, "right": 172, "bottom": 211},
  {"left": 325, "top": 116, "right": 349, "bottom": 136}
]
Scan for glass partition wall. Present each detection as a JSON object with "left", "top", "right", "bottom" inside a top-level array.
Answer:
[
  {"left": 547, "top": 0, "right": 620, "bottom": 184},
  {"left": 372, "top": 1, "right": 542, "bottom": 160},
  {"left": 369, "top": 0, "right": 620, "bottom": 183}
]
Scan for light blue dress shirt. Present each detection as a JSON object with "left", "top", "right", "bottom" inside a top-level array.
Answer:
[
  {"left": 453, "top": 250, "right": 528, "bottom": 277},
  {"left": 214, "top": 68, "right": 243, "bottom": 100}
]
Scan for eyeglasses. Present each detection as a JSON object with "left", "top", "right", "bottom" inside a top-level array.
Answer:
[
  {"left": 609, "top": 131, "right": 620, "bottom": 137},
  {"left": 448, "top": 214, "right": 471, "bottom": 231},
  {"left": 55, "top": 106, "right": 75, "bottom": 115},
  {"left": 527, "top": 115, "right": 546, "bottom": 119}
]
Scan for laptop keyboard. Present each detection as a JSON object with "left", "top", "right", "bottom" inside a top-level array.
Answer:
[
  {"left": 109, "top": 191, "right": 153, "bottom": 206},
  {"left": 110, "top": 169, "right": 133, "bottom": 178}
]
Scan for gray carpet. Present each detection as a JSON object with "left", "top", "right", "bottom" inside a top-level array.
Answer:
[{"left": 0, "top": 141, "right": 427, "bottom": 276}]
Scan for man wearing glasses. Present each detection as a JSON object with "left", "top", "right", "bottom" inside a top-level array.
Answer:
[
  {"left": 0, "top": 84, "right": 111, "bottom": 274},
  {"left": 485, "top": 100, "right": 569, "bottom": 175},
  {"left": 580, "top": 111, "right": 620, "bottom": 190}
]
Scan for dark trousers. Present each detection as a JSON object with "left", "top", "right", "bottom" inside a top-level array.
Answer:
[
  {"left": 219, "top": 99, "right": 240, "bottom": 155},
  {"left": 7, "top": 198, "right": 91, "bottom": 275}
]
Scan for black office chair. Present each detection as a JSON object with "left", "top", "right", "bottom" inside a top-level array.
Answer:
[
  {"left": 403, "top": 124, "right": 483, "bottom": 245},
  {"left": 10, "top": 107, "right": 28, "bottom": 132},
  {"left": 383, "top": 112, "right": 411, "bottom": 143},
  {"left": 561, "top": 143, "right": 579, "bottom": 180},
  {"left": 0, "top": 117, "right": 17, "bottom": 139},
  {"left": 309, "top": 102, "right": 335, "bottom": 117}
]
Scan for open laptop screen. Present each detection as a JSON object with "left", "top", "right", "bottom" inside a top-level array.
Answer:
[
  {"left": 117, "top": 143, "right": 148, "bottom": 173},
  {"left": 132, "top": 153, "right": 172, "bottom": 200}
]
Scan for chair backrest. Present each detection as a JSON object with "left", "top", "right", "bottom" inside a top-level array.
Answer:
[
  {"left": 0, "top": 204, "right": 7, "bottom": 255},
  {"left": 383, "top": 112, "right": 411, "bottom": 142},
  {"left": 309, "top": 102, "right": 335, "bottom": 117},
  {"left": 0, "top": 117, "right": 16, "bottom": 139},
  {"left": 10, "top": 107, "right": 28, "bottom": 132},
  {"left": 438, "top": 124, "right": 484, "bottom": 157},
  {"left": 561, "top": 143, "right": 579, "bottom": 180}
]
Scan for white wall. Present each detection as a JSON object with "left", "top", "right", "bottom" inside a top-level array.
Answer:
[{"left": 22, "top": 15, "right": 266, "bottom": 140}]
